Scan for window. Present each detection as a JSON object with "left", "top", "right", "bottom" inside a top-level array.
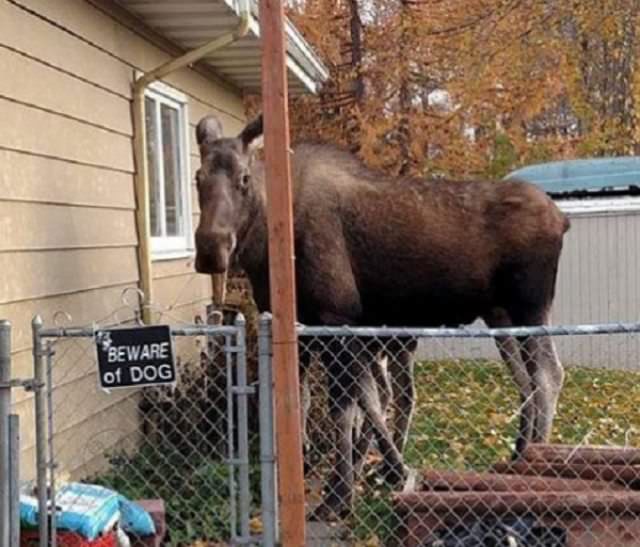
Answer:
[{"left": 144, "top": 82, "right": 192, "bottom": 258}]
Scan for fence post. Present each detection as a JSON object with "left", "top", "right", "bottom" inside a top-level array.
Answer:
[
  {"left": 9, "top": 414, "right": 20, "bottom": 547},
  {"left": 32, "top": 316, "right": 48, "bottom": 547},
  {"left": 258, "top": 313, "right": 277, "bottom": 547},
  {"left": 0, "top": 320, "right": 11, "bottom": 547},
  {"left": 234, "top": 313, "right": 252, "bottom": 540},
  {"left": 46, "top": 341, "right": 57, "bottom": 547}
]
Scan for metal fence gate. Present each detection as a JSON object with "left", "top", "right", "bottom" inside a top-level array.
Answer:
[{"left": 19, "top": 313, "right": 277, "bottom": 547}]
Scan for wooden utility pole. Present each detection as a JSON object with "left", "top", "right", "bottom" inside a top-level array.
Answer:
[{"left": 259, "top": 0, "right": 306, "bottom": 545}]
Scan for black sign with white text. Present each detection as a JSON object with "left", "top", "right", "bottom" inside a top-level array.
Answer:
[{"left": 95, "top": 326, "right": 176, "bottom": 389}]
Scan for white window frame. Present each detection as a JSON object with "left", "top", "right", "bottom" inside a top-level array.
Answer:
[{"left": 143, "top": 79, "right": 194, "bottom": 260}]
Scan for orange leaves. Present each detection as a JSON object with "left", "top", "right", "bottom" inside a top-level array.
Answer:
[{"left": 285, "top": 0, "right": 640, "bottom": 179}]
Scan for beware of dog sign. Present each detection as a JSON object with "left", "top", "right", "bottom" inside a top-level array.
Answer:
[{"left": 95, "top": 325, "right": 176, "bottom": 389}]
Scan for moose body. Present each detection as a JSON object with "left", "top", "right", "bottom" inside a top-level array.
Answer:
[{"left": 194, "top": 115, "right": 570, "bottom": 518}]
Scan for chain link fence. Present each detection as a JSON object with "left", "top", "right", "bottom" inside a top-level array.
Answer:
[
  {"left": 298, "top": 323, "right": 640, "bottom": 546},
  {"left": 29, "top": 313, "right": 276, "bottom": 547},
  {"left": 7, "top": 313, "right": 640, "bottom": 546}
]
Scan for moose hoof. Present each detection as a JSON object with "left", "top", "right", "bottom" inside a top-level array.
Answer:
[
  {"left": 379, "top": 462, "right": 409, "bottom": 489},
  {"left": 511, "top": 436, "right": 529, "bottom": 461}
]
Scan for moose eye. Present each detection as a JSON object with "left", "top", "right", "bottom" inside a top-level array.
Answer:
[{"left": 241, "top": 174, "right": 251, "bottom": 187}]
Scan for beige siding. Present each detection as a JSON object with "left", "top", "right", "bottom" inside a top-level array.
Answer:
[
  {"left": 0, "top": 248, "right": 139, "bottom": 305},
  {"left": 0, "top": 202, "right": 137, "bottom": 251},
  {"left": 0, "top": 149, "right": 135, "bottom": 209},
  {"left": 1, "top": 0, "right": 246, "bottom": 478},
  {"left": 0, "top": 283, "right": 138, "bottom": 357},
  {"left": 0, "top": 98, "right": 134, "bottom": 171},
  {"left": 0, "top": 46, "right": 132, "bottom": 136}
]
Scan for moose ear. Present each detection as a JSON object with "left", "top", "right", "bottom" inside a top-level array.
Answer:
[
  {"left": 196, "top": 115, "right": 223, "bottom": 151},
  {"left": 239, "top": 114, "right": 263, "bottom": 151}
]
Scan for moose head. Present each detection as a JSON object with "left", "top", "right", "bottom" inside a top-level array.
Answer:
[{"left": 193, "top": 115, "right": 264, "bottom": 302}]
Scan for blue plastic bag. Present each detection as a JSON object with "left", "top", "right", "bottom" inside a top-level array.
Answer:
[
  {"left": 20, "top": 483, "right": 119, "bottom": 539},
  {"left": 52, "top": 483, "right": 121, "bottom": 539},
  {"left": 19, "top": 483, "right": 155, "bottom": 539},
  {"left": 118, "top": 497, "right": 156, "bottom": 536}
]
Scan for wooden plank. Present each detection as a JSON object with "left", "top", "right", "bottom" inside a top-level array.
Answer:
[
  {"left": 0, "top": 46, "right": 132, "bottom": 136},
  {"left": 523, "top": 443, "right": 640, "bottom": 466},
  {"left": 0, "top": 149, "right": 134, "bottom": 209},
  {"left": 0, "top": 248, "right": 139, "bottom": 305},
  {"left": 0, "top": 1, "right": 132, "bottom": 98},
  {"left": 260, "top": 0, "right": 305, "bottom": 544},
  {"left": 0, "top": 99, "right": 133, "bottom": 172},
  {"left": 0, "top": 202, "right": 137, "bottom": 252}
]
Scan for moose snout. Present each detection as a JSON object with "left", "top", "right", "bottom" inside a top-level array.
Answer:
[{"left": 194, "top": 230, "right": 235, "bottom": 274}]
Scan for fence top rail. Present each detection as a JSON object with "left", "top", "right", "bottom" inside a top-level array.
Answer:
[
  {"left": 37, "top": 324, "right": 241, "bottom": 339},
  {"left": 296, "top": 321, "right": 640, "bottom": 338}
]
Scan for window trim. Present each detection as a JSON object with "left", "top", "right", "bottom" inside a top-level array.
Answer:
[{"left": 143, "top": 79, "right": 194, "bottom": 261}]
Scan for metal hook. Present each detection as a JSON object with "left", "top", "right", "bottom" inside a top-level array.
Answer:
[
  {"left": 121, "top": 287, "right": 144, "bottom": 309},
  {"left": 52, "top": 311, "right": 73, "bottom": 327},
  {"left": 206, "top": 309, "right": 224, "bottom": 326},
  {"left": 121, "top": 287, "right": 145, "bottom": 324}
]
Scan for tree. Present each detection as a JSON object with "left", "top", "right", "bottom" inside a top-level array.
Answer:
[{"left": 286, "top": 0, "right": 640, "bottom": 179}]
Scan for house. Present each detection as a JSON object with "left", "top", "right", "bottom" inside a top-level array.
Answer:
[{"left": 0, "top": 0, "right": 327, "bottom": 479}]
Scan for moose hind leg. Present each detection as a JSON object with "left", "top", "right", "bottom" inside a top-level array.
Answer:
[
  {"left": 484, "top": 308, "right": 535, "bottom": 456},
  {"left": 357, "top": 359, "right": 406, "bottom": 487},
  {"left": 299, "top": 343, "right": 313, "bottom": 474},
  {"left": 353, "top": 352, "right": 390, "bottom": 479},
  {"left": 387, "top": 337, "right": 417, "bottom": 454},
  {"left": 521, "top": 332, "right": 564, "bottom": 442}
]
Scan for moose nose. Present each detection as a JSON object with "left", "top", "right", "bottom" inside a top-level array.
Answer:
[{"left": 195, "top": 230, "right": 234, "bottom": 274}]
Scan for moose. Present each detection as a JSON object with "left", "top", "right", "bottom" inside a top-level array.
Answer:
[{"left": 193, "top": 113, "right": 570, "bottom": 519}]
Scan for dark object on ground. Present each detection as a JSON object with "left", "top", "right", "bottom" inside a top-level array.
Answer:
[{"left": 427, "top": 514, "right": 566, "bottom": 546}]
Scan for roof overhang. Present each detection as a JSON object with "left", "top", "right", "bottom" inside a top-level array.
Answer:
[{"left": 115, "top": 0, "right": 329, "bottom": 95}]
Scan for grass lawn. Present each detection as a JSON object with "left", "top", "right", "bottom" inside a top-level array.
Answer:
[{"left": 404, "top": 359, "right": 640, "bottom": 470}]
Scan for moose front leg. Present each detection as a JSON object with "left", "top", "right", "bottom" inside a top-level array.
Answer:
[{"left": 310, "top": 342, "right": 360, "bottom": 521}]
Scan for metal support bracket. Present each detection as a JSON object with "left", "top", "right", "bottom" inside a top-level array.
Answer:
[
  {"left": 231, "top": 386, "right": 256, "bottom": 396},
  {"left": 0, "top": 379, "right": 38, "bottom": 391}
]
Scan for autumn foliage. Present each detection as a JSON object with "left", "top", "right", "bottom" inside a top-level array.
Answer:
[{"left": 284, "top": 0, "right": 640, "bottom": 179}]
